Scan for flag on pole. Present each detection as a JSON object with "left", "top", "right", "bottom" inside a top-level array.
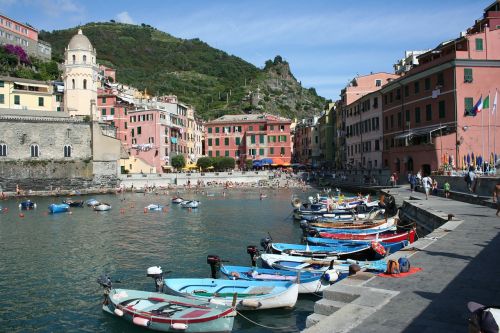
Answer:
[
  {"left": 493, "top": 89, "right": 498, "bottom": 115},
  {"left": 483, "top": 95, "right": 490, "bottom": 109},
  {"left": 470, "top": 96, "right": 482, "bottom": 116}
]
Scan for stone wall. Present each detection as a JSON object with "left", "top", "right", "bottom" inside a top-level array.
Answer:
[{"left": 0, "top": 115, "right": 119, "bottom": 191}]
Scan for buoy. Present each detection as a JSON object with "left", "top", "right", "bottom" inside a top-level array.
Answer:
[
  {"left": 171, "top": 323, "right": 188, "bottom": 330},
  {"left": 114, "top": 308, "right": 124, "bottom": 317},
  {"left": 132, "top": 317, "right": 150, "bottom": 327},
  {"left": 240, "top": 299, "right": 261, "bottom": 308},
  {"left": 19, "top": 213, "right": 24, "bottom": 218}
]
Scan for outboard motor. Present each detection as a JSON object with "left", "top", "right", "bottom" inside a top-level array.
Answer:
[
  {"left": 260, "top": 236, "right": 273, "bottom": 253},
  {"left": 207, "top": 255, "right": 221, "bottom": 279},
  {"left": 147, "top": 266, "right": 164, "bottom": 292},
  {"left": 247, "top": 245, "right": 260, "bottom": 266},
  {"left": 97, "top": 274, "right": 112, "bottom": 305},
  {"left": 299, "top": 220, "right": 309, "bottom": 230},
  {"left": 307, "top": 228, "right": 320, "bottom": 238}
]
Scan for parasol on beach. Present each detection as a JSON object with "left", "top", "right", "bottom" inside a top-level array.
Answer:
[
  {"left": 472, "top": 152, "right": 475, "bottom": 166},
  {"left": 467, "top": 154, "right": 471, "bottom": 166}
]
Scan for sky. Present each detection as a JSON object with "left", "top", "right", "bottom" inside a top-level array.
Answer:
[{"left": 0, "top": 0, "right": 493, "bottom": 100}]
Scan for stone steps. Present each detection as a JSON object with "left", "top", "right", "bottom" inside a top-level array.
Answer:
[{"left": 313, "top": 298, "right": 345, "bottom": 316}]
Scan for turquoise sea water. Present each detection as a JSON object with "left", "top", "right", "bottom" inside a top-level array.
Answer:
[{"left": 0, "top": 188, "right": 320, "bottom": 332}]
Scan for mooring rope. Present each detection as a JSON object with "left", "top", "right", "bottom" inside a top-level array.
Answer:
[{"left": 236, "top": 310, "right": 297, "bottom": 330}]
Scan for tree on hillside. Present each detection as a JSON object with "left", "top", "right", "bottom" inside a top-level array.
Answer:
[{"left": 171, "top": 154, "right": 186, "bottom": 170}]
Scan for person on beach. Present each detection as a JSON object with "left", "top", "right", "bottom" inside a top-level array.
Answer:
[
  {"left": 431, "top": 179, "right": 438, "bottom": 195},
  {"left": 443, "top": 181, "right": 451, "bottom": 198},
  {"left": 409, "top": 173, "right": 416, "bottom": 192},
  {"left": 422, "top": 174, "right": 432, "bottom": 199},
  {"left": 493, "top": 180, "right": 500, "bottom": 216},
  {"left": 465, "top": 167, "right": 476, "bottom": 192}
]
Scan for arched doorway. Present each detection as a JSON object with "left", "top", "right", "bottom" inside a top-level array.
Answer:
[{"left": 407, "top": 157, "right": 414, "bottom": 172}]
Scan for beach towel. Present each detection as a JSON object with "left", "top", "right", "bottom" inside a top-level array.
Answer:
[{"left": 378, "top": 267, "right": 422, "bottom": 278}]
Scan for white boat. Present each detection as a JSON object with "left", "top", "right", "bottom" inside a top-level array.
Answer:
[
  {"left": 164, "top": 278, "right": 298, "bottom": 310},
  {"left": 145, "top": 204, "right": 164, "bottom": 211},
  {"left": 180, "top": 200, "right": 200, "bottom": 208},
  {"left": 171, "top": 197, "right": 184, "bottom": 204},
  {"left": 94, "top": 203, "right": 112, "bottom": 211},
  {"left": 260, "top": 253, "right": 387, "bottom": 274}
]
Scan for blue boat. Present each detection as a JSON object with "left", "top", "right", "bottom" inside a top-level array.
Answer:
[
  {"left": 164, "top": 278, "right": 298, "bottom": 310},
  {"left": 48, "top": 203, "right": 70, "bottom": 214},
  {"left": 19, "top": 200, "right": 36, "bottom": 210},
  {"left": 220, "top": 265, "right": 346, "bottom": 294},
  {"left": 260, "top": 254, "right": 388, "bottom": 274}
]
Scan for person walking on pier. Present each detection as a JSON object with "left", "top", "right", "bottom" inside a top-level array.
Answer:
[
  {"left": 422, "top": 174, "right": 432, "bottom": 200},
  {"left": 494, "top": 180, "right": 500, "bottom": 216}
]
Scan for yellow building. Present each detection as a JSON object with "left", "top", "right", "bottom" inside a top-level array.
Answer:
[{"left": 0, "top": 76, "right": 56, "bottom": 112}]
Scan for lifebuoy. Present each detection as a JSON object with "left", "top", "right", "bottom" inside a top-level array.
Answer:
[{"left": 371, "top": 241, "right": 386, "bottom": 256}]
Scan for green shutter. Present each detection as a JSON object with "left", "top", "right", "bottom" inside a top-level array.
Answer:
[
  {"left": 0, "top": 94, "right": 4, "bottom": 104},
  {"left": 208, "top": 139, "right": 212, "bottom": 146},
  {"left": 38, "top": 97, "right": 43, "bottom": 106},
  {"left": 102, "top": 108, "right": 106, "bottom": 116},
  {"left": 464, "top": 68, "right": 473, "bottom": 83},
  {"left": 465, "top": 97, "right": 474, "bottom": 114},
  {"left": 251, "top": 135, "right": 255, "bottom": 144},
  {"left": 259, "top": 148, "right": 264, "bottom": 155},
  {"left": 225, "top": 150, "right": 229, "bottom": 157},
  {"left": 208, "top": 128, "right": 212, "bottom": 133},
  {"left": 215, "top": 138, "right": 219, "bottom": 146},
  {"left": 259, "top": 135, "right": 264, "bottom": 143},
  {"left": 224, "top": 138, "right": 229, "bottom": 145},
  {"left": 270, "top": 147, "right": 274, "bottom": 154},
  {"left": 111, "top": 108, "right": 115, "bottom": 115},
  {"left": 235, "top": 137, "right": 240, "bottom": 145},
  {"left": 14, "top": 95, "right": 20, "bottom": 105},
  {"left": 476, "top": 38, "right": 483, "bottom": 51}
]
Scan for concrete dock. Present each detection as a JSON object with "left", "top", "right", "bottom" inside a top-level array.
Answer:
[{"left": 303, "top": 185, "right": 500, "bottom": 333}]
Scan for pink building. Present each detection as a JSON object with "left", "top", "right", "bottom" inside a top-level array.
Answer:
[
  {"left": 0, "top": 14, "right": 51, "bottom": 60},
  {"left": 340, "top": 73, "right": 399, "bottom": 168},
  {"left": 382, "top": 1, "right": 500, "bottom": 176},
  {"left": 204, "top": 114, "right": 292, "bottom": 167}
]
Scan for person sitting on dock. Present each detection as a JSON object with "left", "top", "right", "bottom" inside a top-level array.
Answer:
[{"left": 494, "top": 180, "right": 500, "bottom": 217}]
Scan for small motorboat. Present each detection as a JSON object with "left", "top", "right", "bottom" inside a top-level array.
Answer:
[
  {"left": 260, "top": 253, "right": 388, "bottom": 274},
  {"left": 62, "top": 199, "right": 84, "bottom": 207},
  {"left": 313, "top": 227, "right": 417, "bottom": 244},
  {"left": 145, "top": 204, "right": 164, "bottom": 211},
  {"left": 180, "top": 200, "right": 200, "bottom": 209},
  {"left": 19, "top": 200, "right": 36, "bottom": 210},
  {"left": 94, "top": 203, "right": 112, "bottom": 211},
  {"left": 48, "top": 203, "right": 70, "bottom": 214},
  {"left": 97, "top": 273, "right": 236, "bottom": 333},
  {"left": 164, "top": 278, "right": 298, "bottom": 310},
  {"left": 85, "top": 198, "right": 100, "bottom": 207},
  {"left": 171, "top": 197, "right": 184, "bottom": 204}
]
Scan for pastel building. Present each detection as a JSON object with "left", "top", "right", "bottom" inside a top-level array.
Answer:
[
  {"left": 382, "top": 1, "right": 500, "bottom": 176},
  {"left": 0, "top": 13, "right": 51, "bottom": 60},
  {"left": 0, "top": 76, "right": 57, "bottom": 112},
  {"left": 63, "top": 29, "right": 99, "bottom": 118},
  {"left": 340, "top": 73, "right": 399, "bottom": 169},
  {"left": 293, "top": 116, "right": 320, "bottom": 166},
  {"left": 204, "top": 114, "right": 292, "bottom": 167},
  {"left": 345, "top": 90, "right": 384, "bottom": 169}
]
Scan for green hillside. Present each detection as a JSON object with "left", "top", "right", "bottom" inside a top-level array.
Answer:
[{"left": 39, "top": 22, "right": 326, "bottom": 120}]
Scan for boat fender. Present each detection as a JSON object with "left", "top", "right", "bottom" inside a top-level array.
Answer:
[
  {"left": 371, "top": 241, "right": 386, "bottom": 256},
  {"left": 132, "top": 317, "right": 150, "bottom": 327},
  {"left": 113, "top": 308, "right": 124, "bottom": 317},
  {"left": 171, "top": 323, "right": 188, "bottom": 330},
  {"left": 240, "top": 299, "right": 262, "bottom": 308},
  {"left": 323, "top": 269, "right": 339, "bottom": 283},
  {"left": 18, "top": 204, "right": 21, "bottom": 209}
]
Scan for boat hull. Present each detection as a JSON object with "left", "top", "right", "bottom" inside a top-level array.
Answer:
[
  {"left": 164, "top": 278, "right": 298, "bottom": 310},
  {"left": 103, "top": 288, "right": 235, "bottom": 333},
  {"left": 48, "top": 203, "right": 69, "bottom": 214}
]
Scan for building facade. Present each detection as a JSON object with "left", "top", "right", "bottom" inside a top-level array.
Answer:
[
  {"left": 345, "top": 90, "right": 384, "bottom": 169},
  {"left": 0, "top": 76, "right": 58, "bottom": 112},
  {"left": 0, "top": 14, "right": 51, "bottom": 60},
  {"left": 318, "top": 103, "right": 338, "bottom": 168},
  {"left": 63, "top": 29, "right": 99, "bottom": 118},
  {"left": 339, "top": 73, "right": 399, "bottom": 169},
  {"left": 293, "top": 116, "right": 320, "bottom": 166},
  {"left": 382, "top": 1, "right": 500, "bottom": 176},
  {"left": 204, "top": 114, "right": 292, "bottom": 167}
]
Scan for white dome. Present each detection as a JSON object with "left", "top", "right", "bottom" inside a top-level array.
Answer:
[{"left": 68, "top": 29, "right": 93, "bottom": 50}]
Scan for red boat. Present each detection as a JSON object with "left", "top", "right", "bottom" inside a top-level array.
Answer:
[{"left": 318, "top": 228, "right": 416, "bottom": 243}]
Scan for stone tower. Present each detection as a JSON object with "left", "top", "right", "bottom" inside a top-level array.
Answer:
[{"left": 63, "top": 29, "right": 98, "bottom": 118}]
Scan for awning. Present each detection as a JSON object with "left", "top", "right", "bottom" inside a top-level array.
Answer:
[
  {"left": 162, "top": 165, "right": 173, "bottom": 170},
  {"left": 271, "top": 157, "right": 285, "bottom": 166},
  {"left": 394, "top": 125, "right": 447, "bottom": 140},
  {"left": 261, "top": 158, "right": 273, "bottom": 165},
  {"left": 14, "top": 81, "right": 49, "bottom": 88},
  {"left": 253, "top": 160, "right": 263, "bottom": 167}
]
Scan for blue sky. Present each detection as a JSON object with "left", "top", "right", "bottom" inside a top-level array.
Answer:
[{"left": 0, "top": 0, "right": 492, "bottom": 100}]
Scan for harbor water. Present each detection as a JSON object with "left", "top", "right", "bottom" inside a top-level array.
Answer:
[{"left": 0, "top": 188, "right": 321, "bottom": 332}]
